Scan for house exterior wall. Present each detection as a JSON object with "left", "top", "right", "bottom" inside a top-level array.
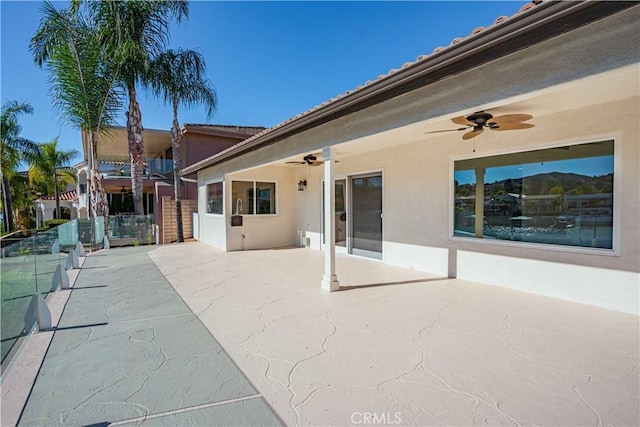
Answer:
[
  {"left": 181, "top": 133, "right": 245, "bottom": 170},
  {"left": 198, "top": 165, "right": 297, "bottom": 251},
  {"left": 197, "top": 89, "right": 639, "bottom": 313},
  {"left": 198, "top": 173, "right": 226, "bottom": 249},
  {"left": 194, "top": 8, "right": 639, "bottom": 313}
]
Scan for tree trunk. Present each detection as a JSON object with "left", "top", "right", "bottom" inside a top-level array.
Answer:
[
  {"left": 127, "top": 84, "right": 145, "bottom": 218},
  {"left": 88, "top": 130, "right": 108, "bottom": 218},
  {"left": 88, "top": 130, "right": 108, "bottom": 248},
  {"left": 54, "top": 173, "right": 60, "bottom": 219},
  {"left": 171, "top": 99, "right": 183, "bottom": 243},
  {"left": 126, "top": 84, "right": 147, "bottom": 243},
  {"left": 1, "top": 175, "right": 14, "bottom": 232}
]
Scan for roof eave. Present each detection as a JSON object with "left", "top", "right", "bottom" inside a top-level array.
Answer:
[{"left": 181, "top": 0, "right": 634, "bottom": 176}]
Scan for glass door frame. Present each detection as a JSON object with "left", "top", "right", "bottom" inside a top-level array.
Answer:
[
  {"left": 348, "top": 171, "right": 384, "bottom": 259},
  {"left": 321, "top": 170, "right": 384, "bottom": 259},
  {"left": 321, "top": 174, "right": 350, "bottom": 254}
]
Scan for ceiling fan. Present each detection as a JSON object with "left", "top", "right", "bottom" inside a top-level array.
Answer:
[
  {"left": 425, "top": 111, "right": 534, "bottom": 140},
  {"left": 285, "top": 153, "right": 334, "bottom": 167}
]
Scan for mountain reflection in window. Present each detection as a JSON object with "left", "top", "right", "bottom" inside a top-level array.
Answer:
[{"left": 453, "top": 141, "right": 614, "bottom": 249}]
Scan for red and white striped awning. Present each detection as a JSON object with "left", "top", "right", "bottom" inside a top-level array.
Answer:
[{"left": 38, "top": 189, "right": 77, "bottom": 201}]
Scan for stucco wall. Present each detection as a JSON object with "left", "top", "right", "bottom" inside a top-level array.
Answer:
[
  {"left": 193, "top": 7, "right": 639, "bottom": 313},
  {"left": 288, "top": 97, "right": 639, "bottom": 313},
  {"left": 199, "top": 92, "right": 638, "bottom": 313},
  {"left": 197, "top": 165, "right": 298, "bottom": 251},
  {"left": 198, "top": 173, "right": 226, "bottom": 249},
  {"left": 182, "top": 133, "right": 246, "bottom": 169},
  {"left": 225, "top": 166, "right": 297, "bottom": 251}
]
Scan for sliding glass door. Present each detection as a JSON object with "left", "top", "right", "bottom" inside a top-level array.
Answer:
[{"left": 350, "top": 174, "right": 383, "bottom": 259}]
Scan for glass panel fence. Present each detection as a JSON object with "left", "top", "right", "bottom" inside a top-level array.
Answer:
[
  {"left": 1, "top": 227, "right": 67, "bottom": 369},
  {"left": 146, "top": 158, "right": 173, "bottom": 178},
  {"left": 107, "top": 214, "right": 156, "bottom": 245},
  {"left": 1, "top": 214, "right": 142, "bottom": 370}
]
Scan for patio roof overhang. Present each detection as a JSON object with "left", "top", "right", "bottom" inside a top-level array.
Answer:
[
  {"left": 182, "top": 1, "right": 639, "bottom": 176},
  {"left": 81, "top": 126, "right": 171, "bottom": 162}
]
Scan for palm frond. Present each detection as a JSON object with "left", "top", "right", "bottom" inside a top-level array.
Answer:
[
  {"left": 32, "top": 2, "right": 123, "bottom": 134},
  {"left": 147, "top": 48, "right": 218, "bottom": 119}
]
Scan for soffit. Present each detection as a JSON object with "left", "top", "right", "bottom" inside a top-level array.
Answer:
[{"left": 94, "top": 127, "right": 171, "bottom": 161}]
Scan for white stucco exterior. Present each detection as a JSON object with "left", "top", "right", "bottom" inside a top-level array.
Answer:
[{"left": 193, "top": 6, "right": 640, "bottom": 314}]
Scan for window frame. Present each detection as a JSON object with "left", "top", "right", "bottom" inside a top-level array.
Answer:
[
  {"left": 205, "top": 179, "right": 224, "bottom": 216},
  {"left": 449, "top": 137, "right": 620, "bottom": 256},
  {"left": 231, "top": 180, "right": 278, "bottom": 216}
]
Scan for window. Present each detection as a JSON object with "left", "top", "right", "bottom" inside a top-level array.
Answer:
[
  {"left": 231, "top": 181, "right": 276, "bottom": 215},
  {"left": 206, "top": 182, "right": 223, "bottom": 214},
  {"left": 453, "top": 141, "right": 614, "bottom": 250}
]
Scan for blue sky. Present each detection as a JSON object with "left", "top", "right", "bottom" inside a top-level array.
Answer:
[{"left": 1, "top": 1, "right": 525, "bottom": 164}]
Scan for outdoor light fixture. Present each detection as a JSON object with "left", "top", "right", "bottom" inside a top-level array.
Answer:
[{"left": 298, "top": 180, "right": 307, "bottom": 191}]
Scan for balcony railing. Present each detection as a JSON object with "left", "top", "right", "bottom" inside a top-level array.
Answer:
[{"left": 98, "top": 158, "right": 174, "bottom": 179}]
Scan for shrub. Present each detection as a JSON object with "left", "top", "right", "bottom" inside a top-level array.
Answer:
[{"left": 43, "top": 219, "right": 69, "bottom": 229}]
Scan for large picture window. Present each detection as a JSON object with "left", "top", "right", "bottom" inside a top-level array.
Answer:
[
  {"left": 453, "top": 141, "right": 614, "bottom": 250},
  {"left": 206, "top": 182, "right": 223, "bottom": 214},
  {"left": 231, "top": 181, "right": 276, "bottom": 215}
]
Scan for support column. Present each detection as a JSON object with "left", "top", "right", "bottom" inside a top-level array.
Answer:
[
  {"left": 474, "top": 167, "right": 485, "bottom": 238},
  {"left": 321, "top": 146, "right": 340, "bottom": 292}
]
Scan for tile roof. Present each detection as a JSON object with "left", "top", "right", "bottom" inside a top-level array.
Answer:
[
  {"left": 182, "top": 124, "right": 267, "bottom": 135},
  {"left": 184, "top": 0, "right": 548, "bottom": 172}
]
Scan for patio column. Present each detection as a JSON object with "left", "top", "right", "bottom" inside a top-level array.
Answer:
[
  {"left": 321, "top": 146, "right": 340, "bottom": 292},
  {"left": 475, "top": 167, "right": 485, "bottom": 238}
]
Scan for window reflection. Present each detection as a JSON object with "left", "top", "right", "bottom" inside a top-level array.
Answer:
[{"left": 454, "top": 141, "right": 614, "bottom": 249}]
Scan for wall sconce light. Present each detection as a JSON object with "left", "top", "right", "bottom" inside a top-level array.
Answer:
[{"left": 298, "top": 180, "right": 307, "bottom": 191}]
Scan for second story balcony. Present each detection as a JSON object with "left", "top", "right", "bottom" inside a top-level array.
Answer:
[{"left": 98, "top": 159, "right": 174, "bottom": 180}]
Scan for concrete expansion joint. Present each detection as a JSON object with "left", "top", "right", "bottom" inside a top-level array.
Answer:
[{"left": 108, "top": 394, "right": 264, "bottom": 426}]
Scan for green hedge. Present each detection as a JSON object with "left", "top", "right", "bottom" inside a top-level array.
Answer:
[{"left": 43, "top": 219, "right": 69, "bottom": 228}]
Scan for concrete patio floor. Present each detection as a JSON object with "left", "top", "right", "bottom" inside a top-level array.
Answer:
[
  {"left": 14, "top": 247, "right": 282, "bottom": 426},
  {"left": 148, "top": 242, "right": 639, "bottom": 426}
]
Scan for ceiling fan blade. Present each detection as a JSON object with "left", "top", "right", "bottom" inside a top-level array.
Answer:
[
  {"left": 285, "top": 161, "right": 306, "bottom": 165},
  {"left": 492, "top": 122, "right": 535, "bottom": 131},
  {"left": 424, "top": 127, "right": 469, "bottom": 134},
  {"left": 462, "top": 129, "right": 483, "bottom": 140},
  {"left": 490, "top": 114, "right": 533, "bottom": 124},
  {"left": 310, "top": 160, "right": 340, "bottom": 166},
  {"left": 451, "top": 115, "right": 473, "bottom": 126}
]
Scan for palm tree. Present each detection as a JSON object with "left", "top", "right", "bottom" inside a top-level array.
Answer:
[
  {"left": 30, "top": 1, "right": 123, "bottom": 221},
  {"left": 1, "top": 101, "right": 40, "bottom": 233},
  {"left": 89, "top": 1, "right": 188, "bottom": 217},
  {"left": 147, "top": 48, "right": 216, "bottom": 242},
  {"left": 28, "top": 138, "right": 78, "bottom": 219}
]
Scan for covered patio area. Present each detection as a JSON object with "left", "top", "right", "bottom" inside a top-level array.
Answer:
[{"left": 149, "top": 243, "right": 639, "bottom": 426}]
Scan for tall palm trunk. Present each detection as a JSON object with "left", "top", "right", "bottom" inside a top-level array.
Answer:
[
  {"left": 54, "top": 172, "right": 60, "bottom": 219},
  {"left": 88, "top": 130, "right": 108, "bottom": 247},
  {"left": 127, "top": 84, "right": 145, "bottom": 217},
  {"left": 88, "top": 130, "right": 107, "bottom": 218},
  {"left": 1, "top": 175, "right": 14, "bottom": 232},
  {"left": 171, "top": 98, "right": 183, "bottom": 242}
]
